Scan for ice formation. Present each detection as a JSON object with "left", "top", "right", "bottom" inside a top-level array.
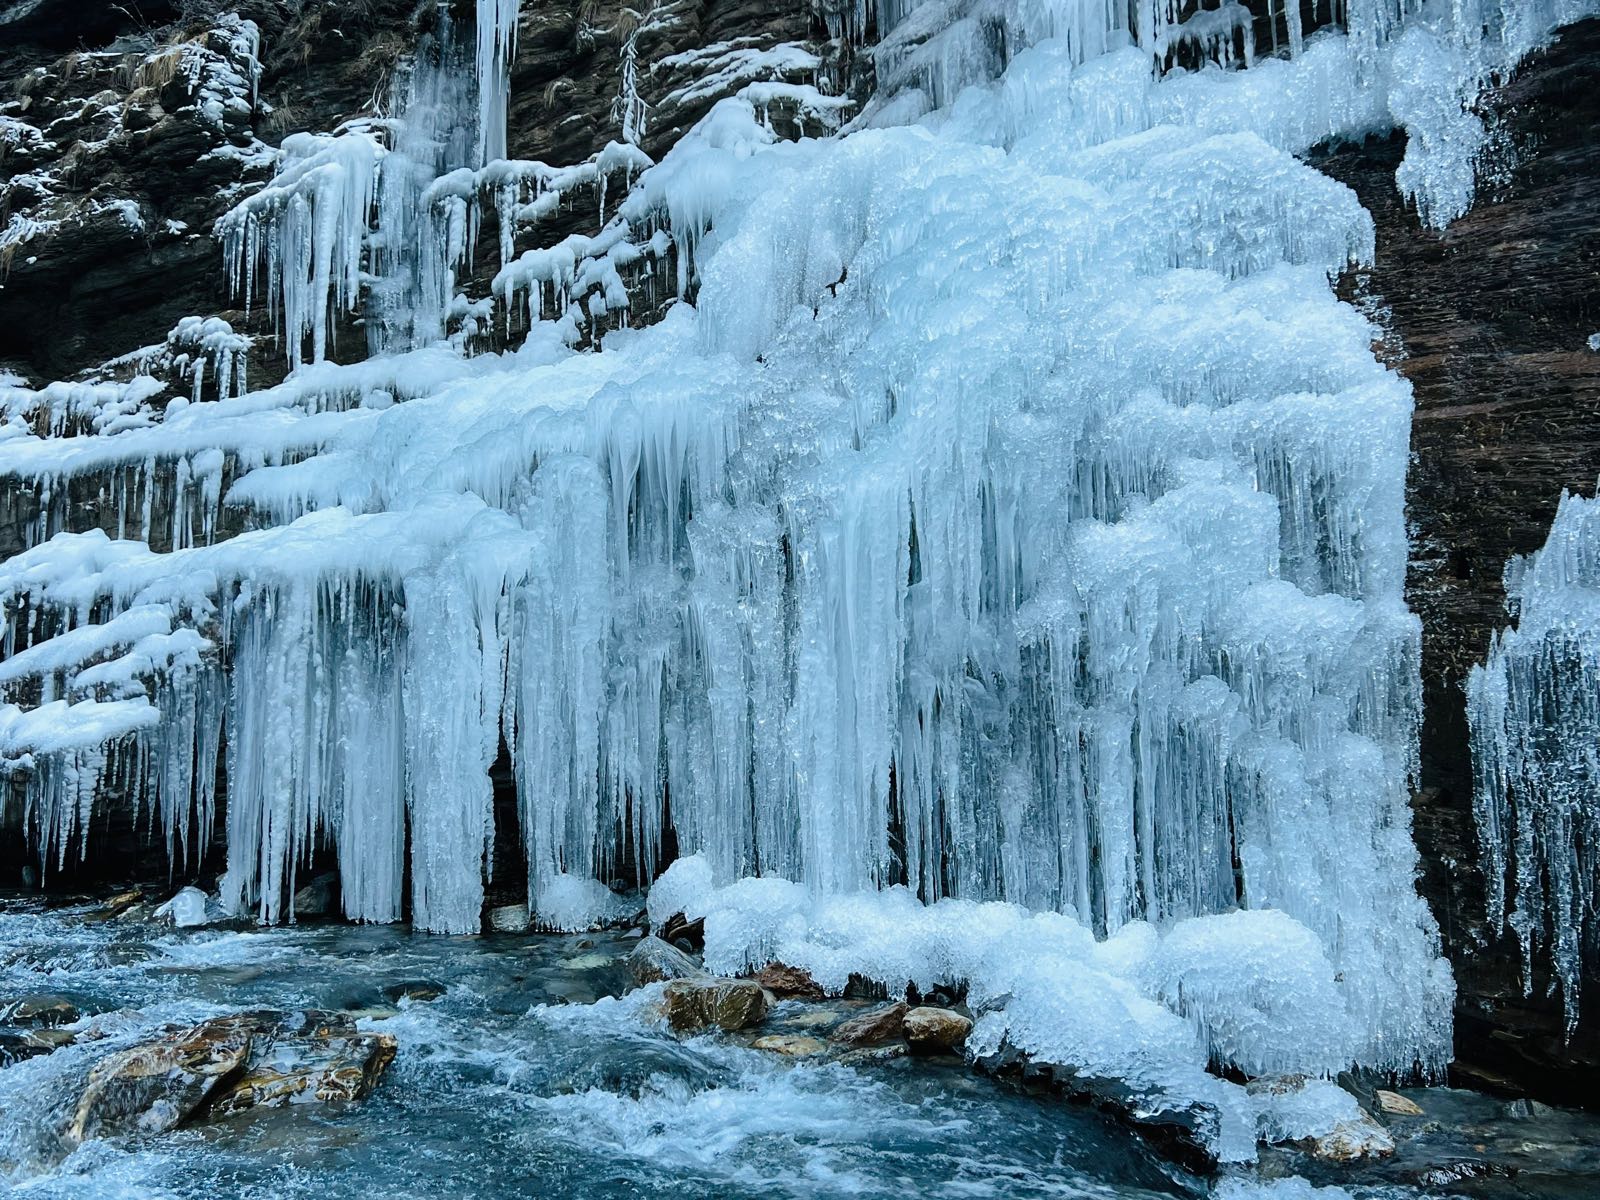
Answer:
[
  {"left": 4, "top": 0, "right": 1598, "bottom": 1158},
  {"left": 1469, "top": 488, "right": 1600, "bottom": 1034}
]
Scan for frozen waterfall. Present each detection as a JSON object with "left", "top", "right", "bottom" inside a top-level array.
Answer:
[
  {"left": 1469, "top": 488, "right": 1600, "bottom": 1036},
  {"left": 4, "top": 0, "right": 1600, "bottom": 1160}
]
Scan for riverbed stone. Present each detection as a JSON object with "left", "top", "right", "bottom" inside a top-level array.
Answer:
[
  {"left": 661, "top": 978, "right": 769, "bottom": 1033},
  {"left": 292, "top": 873, "right": 339, "bottom": 918},
  {"left": 68, "top": 1019, "right": 253, "bottom": 1144},
  {"left": 2, "top": 993, "right": 80, "bottom": 1027},
  {"left": 207, "top": 1027, "right": 397, "bottom": 1116},
  {"left": 1374, "top": 1089, "right": 1425, "bottom": 1117},
  {"left": 753, "top": 1034, "right": 827, "bottom": 1057},
  {"left": 629, "top": 936, "right": 703, "bottom": 986},
  {"left": 0, "top": 1026, "right": 76, "bottom": 1067},
  {"left": 749, "top": 962, "right": 825, "bottom": 1000},
  {"left": 902, "top": 1006, "right": 972, "bottom": 1055},
  {"left": 1300, "top": 1114, "right": 1398, "bottom": 1162},
  {"left": 831, "top": 1002, "right": 907, "bottom": 1047}
]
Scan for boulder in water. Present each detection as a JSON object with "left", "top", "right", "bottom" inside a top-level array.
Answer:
[
  {"left": 902, "top": 1006, "right": 971, "bottom": 1055},
  {"left": 629, "top": 936, "right": 703, "bottom": 986},
  {"left": 831, "top": 1003, "right": 907, "bottom": 1047},
  {"left": 749, "top": 962, "right": 825, "bottom": 1000},
  {"left": 1299, "top": 1114, "right": 1397, "bottom": 1162},
  {"left": 292, "top": 873, "right": 339, "bottom": 918},
  {"left": 0, "top": 1026, "right": 76, "bottom": 1067},
  {"left": 1375, "top": 1089, "right": 1425, "bottom": 1117},
  {"left": 753, "top": 1034, "right": 827, "bottom": 1057},
  {"left": 68, "top": 1019, "right": 253, "bottom": 1144},
  {"left": 206, "top": 1016, "right": 397, "bottom": 1116},
  {"left": 661, "top": 978, "right": 768, "bottom": 1033},
  {"left": 2, "top": 993, "right": 80, "bottom": 1027}
]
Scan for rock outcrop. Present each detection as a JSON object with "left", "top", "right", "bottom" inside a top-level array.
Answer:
[{"left": 1318, "top": 16, "right": 1600, "bottom": 1107}]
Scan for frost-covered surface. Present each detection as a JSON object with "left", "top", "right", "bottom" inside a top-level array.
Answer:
[
  {"left": 651, "top": 857, "right": 1371, "bottom": 1162},
  {"left": 1469, "top": 488, "right": 1600, "bottom": 1034},
  {"left": 6, "top": 0, "right": 1600, "bottom": 1160}
]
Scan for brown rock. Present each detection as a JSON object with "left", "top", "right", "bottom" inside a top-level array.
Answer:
[
  {"left": 752, "top": 1034, "right": 827, "bottom": 1057},
  {"left": 1375, "top": 1089, "right": 1425, "bottom": 1117},
  {"left": 750, "top": 962, "right": 825, "bottom": 1001},
  {"left": 830, "top": 1003, "right": 907, "bottom": 1047},
  {"left": 1299, "top": 1115, "right": 1397, "bottom": 1163},
  {"left": 69, "top": 1020, "right": 252, "bottom": 1144},
  {"left": 662, "top": 978, "right": 769, "bottom": 1033},
  {"left": 2, "top": 994, "right": 79, "bottom": 1027},
  {"left": 902, "top": 1006, "right": 972, "bottom": 1055},
  {"left": 208, "top": 1030, "right": 397, "bottom": 1116},
  {"left": 629, "top": 936, "right": 704, "bottom": 986},
  {"left": 836, "top": 1043, "right": 909, "bottom": 1067}
]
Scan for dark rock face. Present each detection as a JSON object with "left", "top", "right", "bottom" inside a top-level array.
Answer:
[{"left": 1317, "top": 18, "right": 1600, "bottom": 1106}]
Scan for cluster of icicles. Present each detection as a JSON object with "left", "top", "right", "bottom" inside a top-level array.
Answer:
[
  {"left": 1469, "top": 487, "right": 1600, "bottom": 1036},
  {"left": 1, "top": 0, "right": 1598, "bottom": 1100}
]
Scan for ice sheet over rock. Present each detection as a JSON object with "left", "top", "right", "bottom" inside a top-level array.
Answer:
[{"left": 8, "top": 0, "right": 1597, "bottom": 1158}]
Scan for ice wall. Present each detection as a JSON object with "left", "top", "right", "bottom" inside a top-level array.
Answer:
[
  {"left": 1469, "top": 488, "right": 1600, "bottom": 1034},
  {"left": 8, "top": 0, "right": 1600, "bottom": 1123}
]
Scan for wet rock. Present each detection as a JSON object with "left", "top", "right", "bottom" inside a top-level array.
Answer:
[
  {"left": 659, "top": 912, "right": 704, "bottom": 952},
  {"left": 661, "top": 978, "right": 769, "bottom": 1033},
  {"left": 292, "top": 873, "right": 338, "bottom": 918},
  {"left": 1413, "top": 1159, "right": 1517, "bottom": 1187},
  {"left": 1, "top": 993, "right": 80, "bottom": 1027},
  {"left": 749, "top": 962, "right": 825, "bottom": 1001},
  {"left": 82, "top": 889, "right": 146, "bottom": 922},
  {"left": 831, "top": 1003, "right": 907, "bottom": 1048},
  {"left": 753, "top": 1034, "right": 827, "bottom": 1057},
  {"left": 1375, "top": 1089, "right": 1425, "bottom": 1117},
  {"left": 902, "top": 1006, "right": 971, "bottom": 1055},
  {"left": 488, "top": 903, "right": 530, "bottom": 933},
  {"left": 836, "top": 1043, "right": 910, "bottom": 1067},
  {"left": 68, "top": 1019, "right": 253, "bottom": 1144},
  {"left": 207, "top": 1027, "right": 397, "bottom": 1117},
  {"left": 628, "top": 936, "right": 703, "bottom": 986},
  {"left": 0, "top": 1026, "right": 76, "bottom": 1067},
  {"left": 383, "top": 980, "right": 445, "bottom": 1003},
  {"left": 1299, "top": 1114, "right": 1397, "bottom": 1162}
]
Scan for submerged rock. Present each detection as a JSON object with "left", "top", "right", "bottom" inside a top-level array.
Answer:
[
  {"left": 208, "top": 1023, "right": 396, "bottom": 1116},
  {"left": 0, "top": 1026, "right": 77, "bottom": 1067},
  {"left": 902, "top": 1006, "right": 971, "bottom": 1055},
  {"left": 628, "top": 936, "right": 703, "bottom": 986},
  {"left": 383, "top": 980, "right": 445, "bottom": 1004},
  {"left": 661, "top": 978, "right": 768, "bottom": 1033},
  {"left": 753, "top": 1034, "right": 827, "bottom": 1057},
  {"left": 831, "top": 1003, "right": 907, "bottom": 1048}
]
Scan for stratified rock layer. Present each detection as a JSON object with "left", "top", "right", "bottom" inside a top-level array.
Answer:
[{"left": 1320, "top": 17, "right": 1600, "bottom": 1106}]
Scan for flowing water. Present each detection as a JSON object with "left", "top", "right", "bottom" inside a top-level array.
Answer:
[
  {"left": 0, "top": 895, "right": 1190, "bottom": 1199},
  {"left": 5, "top": 896, "right": 1599, "bottom": 1199}
]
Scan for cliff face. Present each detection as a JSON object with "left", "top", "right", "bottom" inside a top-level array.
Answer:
[
  {"left": 1320, "top": 18, "right": 1600, "bottom": 1106},
  {"left": 3, "top": 1, "right": 1599, "bottom": 1099}
]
